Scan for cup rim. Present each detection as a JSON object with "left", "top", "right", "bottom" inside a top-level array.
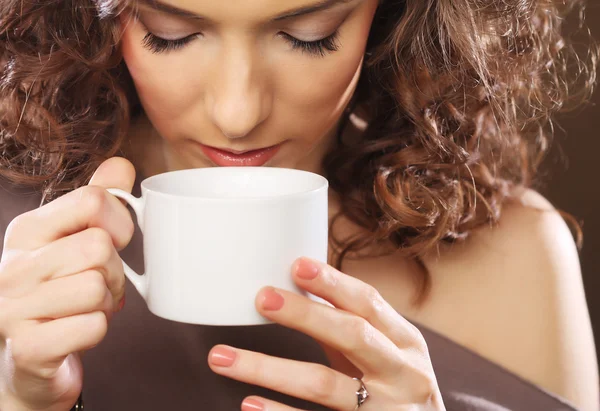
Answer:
[{"left": 140, "top": 167, "right": 329, "bottom": 201}]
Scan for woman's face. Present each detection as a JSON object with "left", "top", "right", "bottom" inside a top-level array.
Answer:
[{"left": 119, "top": 0, "right": 379, "bottom": 173}]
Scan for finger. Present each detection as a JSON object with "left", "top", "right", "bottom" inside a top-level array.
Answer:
[
  {"left": 208, "top": 345, "right": 359, "bottom": 411},
  {"left": 87, "top": 156, "right": 136, "bottom": 191},
  {"left": 292, "top": 257, "right": 425, "bottom": 349},
  {"left": 17, "top": 270, "right": 115, "bottom": 320},
  {"left": 88, "top": 156, "right": 137, "bottom": 210},
  {"left": 45, "top": 228, "right": 125, "bottom": 307},
  {"left": 9, "top": 311, "right": 108, "bottom": 378},
  {"left": 4, "top": 157, "right": 135, "bottom": 251},
  {"left": 1, "top": 228, "right": 126, "bottom": 305},
  {"left": 256, "top": 287, "right": 400, "bottom": 376},
  {"left": 242, "top": 396, "right": 302, "bottom": 411},
  {"left": 39, "top": 228, "right": 125, "bottom": 303}
]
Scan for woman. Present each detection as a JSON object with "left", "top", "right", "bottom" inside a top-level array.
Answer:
[{"left": 0, "top": 0, "right": 597, "bottom": 410}]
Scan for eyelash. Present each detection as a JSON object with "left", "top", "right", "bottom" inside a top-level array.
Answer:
[
  {"left": 141, "top": 30, "right": 340, "bottom": 57},
  {"left": 141, "top": 32, "right": 198, "bottom": 53}
]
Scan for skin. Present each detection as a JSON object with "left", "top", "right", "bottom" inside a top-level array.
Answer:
[
  {"left": 0, "top": 0, "right": 597, "bottom": 410},
  {"left": 0, "top": 160, "right": 134, "bottom": 411},
  {"left": 119, "top": 0, "right": 375, "bottom": 176}
]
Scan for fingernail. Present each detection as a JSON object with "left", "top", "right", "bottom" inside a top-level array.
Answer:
[
  {"left": 242, "top": 398, "right": 264, "bottom": 411},
  {"left": 116, "top": 295, "right": 126, "bottom": 312},
  {"left": 295, "top": 258, "right": 319, "bottom": 280},
  {"left": 261, "top": 287, "right": 285, "bottom": 311},
  {"left": 209, "top": 346, "right": 237, "bottom": 367}
]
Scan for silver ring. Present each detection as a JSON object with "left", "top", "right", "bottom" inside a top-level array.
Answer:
[{"left": 352, "top": 377, "right": 370, "bottom": 410}]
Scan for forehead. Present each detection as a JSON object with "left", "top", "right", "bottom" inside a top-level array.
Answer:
[{"left": 135, "top": 0, "right": 355, "bottom": 23}]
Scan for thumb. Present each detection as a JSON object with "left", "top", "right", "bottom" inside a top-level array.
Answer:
[
  {"left": 88, "top": 156, "right": 137, "bottom": 251},
  {"left": 86, "top": 158, "right": 136, "bottom": 310},
  {"left": 88, "top": 156, "right": 136, "bottom": 193}
]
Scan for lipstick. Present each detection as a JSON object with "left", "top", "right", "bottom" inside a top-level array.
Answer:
[{"left": 200, "top": 143, "right": 281, "bottom": 167}]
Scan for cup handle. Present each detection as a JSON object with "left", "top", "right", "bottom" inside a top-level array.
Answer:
[{"left": 107, "top": 188, "right": 148, "bottom": 300}]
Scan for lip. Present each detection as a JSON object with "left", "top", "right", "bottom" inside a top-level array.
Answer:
[{"left": 199, "top": 143, "right": 283, "bottom": 167}]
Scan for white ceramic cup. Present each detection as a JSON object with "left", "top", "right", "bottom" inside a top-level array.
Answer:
[{"left": 107, "top": 167, "right": 329, "bottom": 326}]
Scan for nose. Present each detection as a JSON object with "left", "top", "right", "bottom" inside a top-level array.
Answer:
[{"left": 207, "top": 44, "right": 271, "bottom": 140}]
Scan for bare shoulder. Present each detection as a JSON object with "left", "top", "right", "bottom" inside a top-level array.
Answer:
[{"left": 421, "top": 189, "right": 599, "bottom": 410}]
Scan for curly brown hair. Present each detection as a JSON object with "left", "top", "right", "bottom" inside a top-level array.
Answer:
[{"left": 0, "top": 0, "right": 597, "bottom": 290}]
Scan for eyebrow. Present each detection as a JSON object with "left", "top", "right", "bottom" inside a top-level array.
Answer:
[{"left": 137, "top": 0, "right": 355, "bottom": 21}]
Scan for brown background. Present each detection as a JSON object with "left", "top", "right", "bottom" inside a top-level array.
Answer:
[{"left": 544, "top": 3, "right": 600, "bottom": 357}]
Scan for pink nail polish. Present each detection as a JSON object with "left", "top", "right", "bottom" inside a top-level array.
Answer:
[
  {"left": 209, "top": 346, "right": 236, "bottom": 367},
  {"left": 295, "top": 258, "right": 319, "bottom": 280},
  {"left": 117, "top": 295, "right": 126, "bottom": 312},
  {"left": 261, "top": 288, "right": 285, "bottom": 311},
  {"left": 242, "top": 398, "right": 264, "bottom": 411}
]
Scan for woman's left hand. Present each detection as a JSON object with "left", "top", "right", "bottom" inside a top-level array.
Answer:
[{"left": 208, "top": 257, "right": 445, "bottom": 411}]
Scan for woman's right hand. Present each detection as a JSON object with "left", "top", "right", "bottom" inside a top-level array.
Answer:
[{"left": 0, "top": 157, "right": 136, "bottom": 411}]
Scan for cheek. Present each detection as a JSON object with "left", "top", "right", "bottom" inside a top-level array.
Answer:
[
  {"left": 273, "top": 16, "right": 373, "bottom": 136},
  {"left": 120, "top": 20, "right": 202, "bottom": 131},
  {"left": 278, "top": 49, "right": 363, "bottom": 118}
]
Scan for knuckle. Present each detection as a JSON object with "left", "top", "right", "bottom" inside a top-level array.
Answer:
[
  {"left": 81, "top": 228, "right": 114, "bottom": 266},
  {"left": 0, "top": 260, "right": 15, "bottom": 292},
  {"left": 112, "top": 210, "right": 135, "bottom": 252},
  {"left": 298, "top": 301, "right": 314, "bottom": 325},
  {"left": 32, "top": 364, "right": 58, "bottom": 380},
  {"left": 121, "top": 213, "right": 135, "bottom": 242},
  {"left": 0, "top": 297, "right": 15, "bottom": 335},
  {"left": 342, "top": 316, "right": 375, "bottom": 353},
  {"left": 242, "top": 351, "right": 268, "bottom": 378},
  {"left": 320, "top": 264, "right": 339, "bottom": 286},
  {"left": 407, "top": 324, "right": 429, "bottom": 352},
  {"left": 82, "top": 271, "right": 109, "bottom": 305},
  {"left": 415, "top": 335, "right": 430, "bottom": 355},
  {"left": 8, "top": 332, "right": 35, "bottom": 370},
  {"left": 78, "top": 185, "right": 108, "bottom": 218},
  {"left": 86, "top": 312, "right": 109, "bottom": 343},
  {"left": 0, "top": 253, "right": 30, "bottom": 294},
  {"left": 310, "top": 365, "right": 339, "bottom": 402},
  {"left": 361, "top": 285, "right": 385, "bottom": 319},
  {"left": 4, "top": 213, "right": 32, "bottom": 248},
  {"left": 413, "top": 374, "right": 438, "bottom": 404},
  {"left": 36, "top": 368, "right": 57, "bottom": 380}
]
